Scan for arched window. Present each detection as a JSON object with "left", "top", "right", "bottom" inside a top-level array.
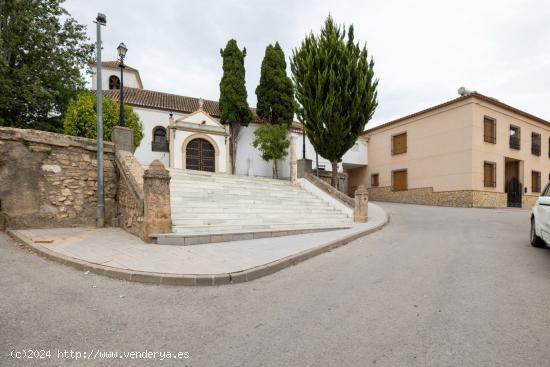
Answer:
[
  {"left": 109, "top": 75, "right": 120, "bottom": 90},
  {"left": 151, "top": 127, "right": 168, "bottom": 152}
]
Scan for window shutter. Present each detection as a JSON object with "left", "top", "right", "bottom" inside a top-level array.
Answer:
[
  {"left": 484, "top": 118, "right": 495, "bottom": 143},
  {"left": 392, "top": 133, "right": 407, "bottom": 154},
  {"left": 393, "top": 170, "right": 407, "bottom": 190}
]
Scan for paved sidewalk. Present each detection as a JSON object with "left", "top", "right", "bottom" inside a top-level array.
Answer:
[{"left": 8, "top": 203, "right": 388, "bottom": 285}]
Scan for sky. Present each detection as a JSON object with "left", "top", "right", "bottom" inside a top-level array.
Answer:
[{"left": 64, "top": 0, "right": 550, "bottom": 128}]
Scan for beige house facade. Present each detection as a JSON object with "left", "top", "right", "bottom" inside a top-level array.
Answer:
[{"left": 364, "top": 92, "right": 550, "bottom": 208}]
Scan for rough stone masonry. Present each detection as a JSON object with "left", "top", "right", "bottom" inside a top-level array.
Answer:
[{"left": 0, "top": 127, "right": 117, "bottom": 228}]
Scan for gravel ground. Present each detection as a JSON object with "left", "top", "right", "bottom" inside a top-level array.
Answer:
[{"left": 2, "top": 202, "right": 550, "bottom": 367}]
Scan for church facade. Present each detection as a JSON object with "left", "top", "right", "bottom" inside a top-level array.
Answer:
[{"left": 91, "top": 62, "right": 369, "bottom": 194}]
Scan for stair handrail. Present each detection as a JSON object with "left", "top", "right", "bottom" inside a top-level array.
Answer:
[{"left": 304, "top": 172, "right": 354, "bottom": 208}]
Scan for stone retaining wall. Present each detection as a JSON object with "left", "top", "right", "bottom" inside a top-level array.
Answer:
[
  {"left": 367, "top": 186, "right": 527, "bottom": 208},
  {"left": 0, "top": 127, "right": 117, "bottom": 228}
]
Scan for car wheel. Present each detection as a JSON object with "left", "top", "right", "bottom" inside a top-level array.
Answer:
[{"left": 530, "top": 218, "right": 546, "bottom": 248}]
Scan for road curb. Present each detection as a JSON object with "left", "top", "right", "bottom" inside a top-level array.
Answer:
[{"left": 7, "top": 208, "right": 390, "bottom": 286}]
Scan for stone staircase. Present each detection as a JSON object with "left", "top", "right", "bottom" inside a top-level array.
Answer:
[{"left": 151, "top": 169, "right": 353, "bottom": 245}]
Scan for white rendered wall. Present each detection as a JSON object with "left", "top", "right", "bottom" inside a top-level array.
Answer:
[
  {"left": 91, "top": 66, "right": 141, "bottom": 90},
  {"left": 131, "top": 109, "right": 368, "bottom": 176},
  {"left": 133, "top": 107, "right": 185, "bottom": 167},
  {"left": 235, "top": 123, "right": 368, "bottom": 177}
]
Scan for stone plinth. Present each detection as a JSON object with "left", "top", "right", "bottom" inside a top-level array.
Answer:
[
  {"left": 143, "top": 160, "right": 172, "bottom": 242},
  {"left": 297, "top": 159, "right": 312, "bottom": 178},
  {"left": 111, "top": 126, "right": 134, "bottom": 152},
  {"left": 290, "top": 138, "right": 298, "bottom": 182},
  {"left": 354, "top": 185, "right": 368, "bottom": 222}
]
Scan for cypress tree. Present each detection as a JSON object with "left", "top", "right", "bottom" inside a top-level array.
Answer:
[
  {"left": 219, "top": 39, "right": 252, "bottom": 174},
  {"left": 255, "top": 42, "right": 294, "bottom": 125},
  {"left": 291, "top": 16, "right": 378, "bottom": 188}
]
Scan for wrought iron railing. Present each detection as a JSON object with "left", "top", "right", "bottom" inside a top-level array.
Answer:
[
  {"left": 509, "top": 136, "right": 520, "bottom": 150},
  {"left": 152, "top": 141, "right": 169, "bottom": 152}
]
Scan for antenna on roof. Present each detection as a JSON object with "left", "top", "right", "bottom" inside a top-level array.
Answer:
[{"left": 458, "top": 87, "right": 476, "bottom": 96}]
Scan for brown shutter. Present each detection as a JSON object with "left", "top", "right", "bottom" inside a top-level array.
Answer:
[
  {"left": 484, "top": 118, "right": 495, "bottom": 143},
  {"left": 484, "top": 162, "right": 496, "bottom": 187},
  {"left": 393, "top": 170, "right": 407, "bottom": 191},
  {"left": 532, "top": 171, "right": 541, "bottom": 193},
  {"left": 392, "top": 133, "right": 407, "bottom": 154},
  {"left": 371, "top": 174, "right": 379, "bottom": 187}
]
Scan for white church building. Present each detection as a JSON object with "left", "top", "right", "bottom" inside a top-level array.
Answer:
[{"left": 91, "top": 62, "right": 368, "bottom": 194}]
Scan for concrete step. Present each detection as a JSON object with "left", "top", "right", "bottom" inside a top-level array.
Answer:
[
  {"left": 171, "top": 220, "right": 352, "bottom": 232},
  {"left": 172, "top": 216, "right": 349, "bottom": 226},
  {"left": 152, "top": 223, "right": 351, "bottom": 246},
  {"left": 166, "top": 168, "right": 351, "bottom": 243},
  {"left": 171, "top": 207, "right": 342, "bottom": 214}
]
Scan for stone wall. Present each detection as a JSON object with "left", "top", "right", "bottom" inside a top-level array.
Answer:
[
  {"left": 472, "top": 191, "right": 508, "bottom": 208},
  {"left": 523, "top": 195, "right": 538, "bottom": 209},
  {"left": 0, "top": 127, "right": 117, "bottom": 228},
  {"left": 115, "top": 150, "right": 145, "bottom": 238},
  {"left": 368, "top": 186, "right": 513, "bottom": 208},
  {"left": 305, "top": 172, "right": 354, "bottom": 208}
]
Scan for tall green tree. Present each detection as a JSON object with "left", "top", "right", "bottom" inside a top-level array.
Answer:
[
  {"left": 252, "top": 123, "right": 290, "bottom": 178},
  {"left": 291, "top": 16, "right": 378, "bottom": 188},
  {"left": 0, "top": 0, "right": 94, "bottom": 131},
  {"left": 219, "top": 39, "right": 252, "bottom": 174},
  {"left": 255, "top": 42, "right": 294, "bottom": 125},
  {"left": 63, "top": 92, "right": 144, "bottom": 148}
]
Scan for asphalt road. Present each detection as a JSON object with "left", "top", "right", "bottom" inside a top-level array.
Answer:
[{"left": 2, "top": 203, "right": 550, "bottom": 367}]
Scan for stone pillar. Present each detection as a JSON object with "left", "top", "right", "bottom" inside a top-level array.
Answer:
[
  {"left": 111, "top": 126, "right": 134, "bottom": 152},
  {"left": 354, "top": 185, "right": 368, "bottom": 222},
  {"left": 297, "top": 158, "right": 312, "bottom": 178},
  {"left": 290, "top": 137, "right": 297, "bottom": 182},
  {"left": 143, "top": 160, "right": 172, "bottom": 242}
]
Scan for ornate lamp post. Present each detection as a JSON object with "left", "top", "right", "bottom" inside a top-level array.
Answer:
[{"left": 117, "top": 42, "right": 127, "bottom": 127}]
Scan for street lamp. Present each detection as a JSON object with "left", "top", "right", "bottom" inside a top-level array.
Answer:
[
  {"left": 117, "top": 42, "right": 127, "bottom": 127},
  {"left": 95, "top": 13, "right": 106, "bottom": 227}
]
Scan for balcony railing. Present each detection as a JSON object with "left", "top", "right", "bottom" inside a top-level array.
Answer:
[
  {"left": 152, "top": 141, "right": 169, "bottom": 152},
  {"left": 509, "top": 136, "right": 520, "bottom": 150}
]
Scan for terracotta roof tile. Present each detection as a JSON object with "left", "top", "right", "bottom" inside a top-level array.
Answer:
[
  {"left": 103, "top": 87, "right": 221, "bottom": 117},
  {"left": 102, "top": 87, "right": 303, "bottom": 130}
]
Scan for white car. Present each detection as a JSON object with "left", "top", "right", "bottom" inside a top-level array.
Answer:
[{"left": 530, "top": 182, "right": 550, "bottom": 248}]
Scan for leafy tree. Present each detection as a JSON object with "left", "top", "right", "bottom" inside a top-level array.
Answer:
[
  {"left": 0, "top": 0, "right": 94, "bottom": 131},
  {"left": 252, "top": 123, "right": 290, "bottom": 178},
  {"left": 291, "top": 16, "right": 378, "bottom": 188},
  {"left": 219, "top": 39, "right": 252, "bottom": 174},
  {"left": 255, "top": 42, "right": 294, "bottom": 125},
  {"left": 63, "top": 93, "right": 144, "bottom": 148}
]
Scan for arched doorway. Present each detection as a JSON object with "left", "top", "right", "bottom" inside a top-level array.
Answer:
[{"left": 186, "top": 138, "right": 215, "bottom": 172}]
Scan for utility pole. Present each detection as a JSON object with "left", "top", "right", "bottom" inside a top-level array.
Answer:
[{"left": 95, "top": 13, "right": 106, "bottom": 227}]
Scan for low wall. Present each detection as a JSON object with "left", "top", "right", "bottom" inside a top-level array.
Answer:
[
  {"left": 0, "top": 127, "right": 117, "bottom": 228},
  {"left": 368, "top": 186, "right": 516, "bottom": 208},
  {"left": 115, "top": 150, "right": 145, "bottom": 238},
  {"left": 304, "top": 172, "right": 354, "bottom": 208}
]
